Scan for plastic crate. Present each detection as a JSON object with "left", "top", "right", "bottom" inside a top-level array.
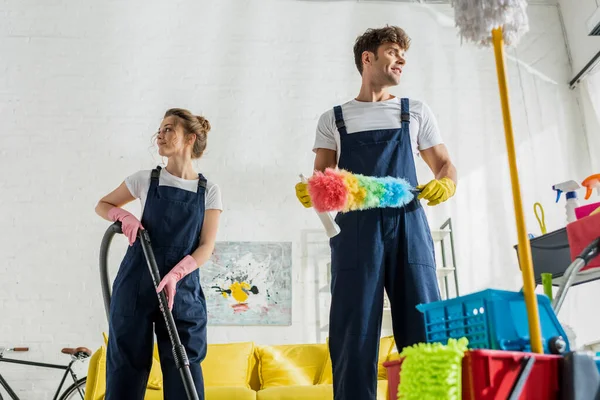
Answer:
[
  {"left": 462, "top": 349, "right": 562, "bottom": 400},
  {"left": 415, "top": 289, "right": 570, "bottom": 354}
]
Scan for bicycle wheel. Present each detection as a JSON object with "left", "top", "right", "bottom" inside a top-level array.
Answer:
[{"left": 58, "top": 377, "right": 86, "bottom": 400}]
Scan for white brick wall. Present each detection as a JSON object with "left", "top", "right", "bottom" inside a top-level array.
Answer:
[{"left": 1, "top": 0, "right": 597, "bottom": 397}]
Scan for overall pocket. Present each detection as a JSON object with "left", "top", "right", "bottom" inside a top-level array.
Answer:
[
  {"left": 403, "top": 207, "right": 436, "bottom": 268},
  {"left": 329, "top": 212, "right": 360, "bottom": 273},
  {"left": 111, "top": 250, "right": 141, "bottom": 317},
  {"left": 164, "top": 250, "right": 205, "bottom": 319}
]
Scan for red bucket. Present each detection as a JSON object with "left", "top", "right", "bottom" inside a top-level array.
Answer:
[
  {"left": 462, "top": 349, "right": 562, "bottom": 400},
  {"left": 383, "top": 358, "right": 404, "bottom": 400}
]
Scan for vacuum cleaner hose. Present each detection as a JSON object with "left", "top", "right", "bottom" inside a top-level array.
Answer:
[
  {"left": 99, "top": 221, "right": 123, "bottom": 322},
  {"left": 552, "top": 237, "right": 600, "bottom": 315}
]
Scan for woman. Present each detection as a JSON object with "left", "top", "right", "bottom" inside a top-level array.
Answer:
[{"left": 95, "top": 108, "right": 222, "bottom": 399}]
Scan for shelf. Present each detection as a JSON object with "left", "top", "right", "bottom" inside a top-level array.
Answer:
[
  {"left": 436, "top": 267, "right": 455, "bottom": 278},
  {"left": 551, "top": 268, "right": 600, "bottom": 286},
  {"left": 431, "top": 229, "right": 451, "bottom": 242}
]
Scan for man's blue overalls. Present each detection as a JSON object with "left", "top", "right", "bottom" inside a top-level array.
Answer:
[
  {"left": 328, "top": 98, "right": 441, "bottom": 399},
  {"left": 106, "top": 166, "right": 207, "bottom": 399}
]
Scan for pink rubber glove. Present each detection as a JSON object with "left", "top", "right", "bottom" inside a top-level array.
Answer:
[
  {"left": 156, "top": 255, "right": 198, "bottom": 311},
  {"left": 108, "top": 207, "right": 144, "bottom": 246}
]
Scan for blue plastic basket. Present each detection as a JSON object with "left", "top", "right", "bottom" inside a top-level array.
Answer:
[{"left": 416, "top": 289, "right": 570, "bottom": 354}]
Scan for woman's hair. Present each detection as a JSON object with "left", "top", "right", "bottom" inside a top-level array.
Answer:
[{"left": 163, "top": 108, "right": 211, "bottom": 159}]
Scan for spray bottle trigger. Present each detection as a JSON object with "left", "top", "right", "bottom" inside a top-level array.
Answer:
[{"left": 555, "top": 189, "right": 562, "bottom": 203}]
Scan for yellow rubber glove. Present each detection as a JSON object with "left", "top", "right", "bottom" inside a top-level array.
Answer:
[
  {"left": 591, "top": 205, "right": 600, "bottom": 216},
  {"left": 295, "top": 181, "right": 312, "bottom": 208},
  {"left": 416, "top": 177, "right": 456, "bottom": 206}
]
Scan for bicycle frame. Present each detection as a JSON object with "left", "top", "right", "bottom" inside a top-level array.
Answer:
[{"left": 0, "top": 356, "right": 83, "bottom": 400}]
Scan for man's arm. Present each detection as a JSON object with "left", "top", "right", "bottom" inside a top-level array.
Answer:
[
  {"left": 417, "top": 143, "right": 457, "bottom": 206},
  {"left": 314, "top": 148, "right": 337, "bottom": 172},
  {"left": 419, "top": 144, "right": 457, "bottom": 184}
]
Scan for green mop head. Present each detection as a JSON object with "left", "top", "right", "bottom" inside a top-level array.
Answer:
[{"left": 397, "top": 338, "right": 469, "bottom": 400}]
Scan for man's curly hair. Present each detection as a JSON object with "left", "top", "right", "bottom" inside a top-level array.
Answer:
[{"left": 353, "top": 26, "right": 411, "bottom": 75}]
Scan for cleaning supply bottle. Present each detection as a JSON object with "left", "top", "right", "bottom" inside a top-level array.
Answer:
[
  {"left": 581, "top": 174, "right": 600, "bottom": 200},
  {"left": 575, "top": 174, "right": 600, "bottom": 219},
  {"left": 552, "top": 180, "right": 581, "bottom": 224},
  {"left": 565, "top": 191, "right": 579, "bottom": 224},
  {"left": 300, "top": 174, "right": 341, "bottom": 238}
]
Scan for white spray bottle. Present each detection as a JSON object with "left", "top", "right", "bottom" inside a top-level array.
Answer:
[
  {"left": 552, "top": 180, "right": 581, "bottom": 224},
  {"left": 300, "top": 174, "right": 341, "bottom": 238}
]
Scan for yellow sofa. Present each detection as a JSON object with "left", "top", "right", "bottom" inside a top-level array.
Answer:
[{"left": 84, "top": 334, "right": 396, "bottom": 400}]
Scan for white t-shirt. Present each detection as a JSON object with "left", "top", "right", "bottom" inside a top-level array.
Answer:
[
  {"left": 313, "top": 97, "right": 443, "bottom": 162},
  {"left": 125, "top": 168, "right": 223, "bottom": 216}
]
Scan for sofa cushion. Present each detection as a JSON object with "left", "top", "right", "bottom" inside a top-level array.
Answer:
[
  {"left": 317, "top": 335, "right": 395, "bottom": 384},
  {"left": 101, "top": 332, "right": 162, "bottom": 389},
  {"left": 85, "top": 345, "right": 107, "bottom": 400},
  {"left": 257, "top": 384, "right": 333, "bottom": 400},
  {"left": 84, "top": 345, "right": 165, "bottom": 400},
  {"left": 202, "top": 342, "right": 255, "bottom": 388},
  {"left": 257, "top": 343, "right": 327, "bottom": 389},
  {"left": 257, "top": 381, "right": 388, "bottom": 400},
  {"left": 206, "top": 386, "right": 257, "bottom": 400}
]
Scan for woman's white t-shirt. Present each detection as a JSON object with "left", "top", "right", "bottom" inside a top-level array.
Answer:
[{"left": 125, "top": 168, "right": 223, "bottom": 216}]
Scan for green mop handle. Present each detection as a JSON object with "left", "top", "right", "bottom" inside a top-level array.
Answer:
[{"left": 541, "top": 273, "right": 553, "bottom": 302}]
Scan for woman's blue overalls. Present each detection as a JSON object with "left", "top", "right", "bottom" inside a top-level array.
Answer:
[
  {"left": 106, "top": 166, "right": 207, "bottom": 399},
  {"left": 328, "top": 98, "right": 441, "bottom": 399}
]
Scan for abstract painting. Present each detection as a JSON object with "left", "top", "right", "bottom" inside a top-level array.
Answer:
[{"left": 200, "top": 241, "right": 292, "bottom": 326}]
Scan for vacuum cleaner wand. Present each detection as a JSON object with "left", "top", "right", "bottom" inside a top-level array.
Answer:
[
  {"left": 99, "top": 222, "right": 199, "bottom": 400},
  {"left": 138, "top": 229, "right": 199, "bottom": 400}
]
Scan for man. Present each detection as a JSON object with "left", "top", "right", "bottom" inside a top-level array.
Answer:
[{"left": 295, "top": 26, "right": 457, "bottom": 399}]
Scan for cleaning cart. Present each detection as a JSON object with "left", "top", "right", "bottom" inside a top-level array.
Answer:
[
  {"left": 383, "top": 231, "right": 600, "bottom": 400},
  {"left": 99, "top": 222, "right": 200, "bottom": 400}
]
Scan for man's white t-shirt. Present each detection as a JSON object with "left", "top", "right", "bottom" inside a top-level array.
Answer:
[
  {"left": 313, "top": 97, "right": 443, "bottom": 162},
  {"left": 125, "top": 168, "right": 223, "bottom": 216}
]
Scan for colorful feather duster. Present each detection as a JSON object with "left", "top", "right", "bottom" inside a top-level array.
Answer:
[{"left": 306, "top": 168, "right": 416, "bottom": 213}]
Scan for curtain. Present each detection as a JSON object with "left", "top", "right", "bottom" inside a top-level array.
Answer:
[{"left": 581, "top": 63, "right": 600, "bottom": 172}]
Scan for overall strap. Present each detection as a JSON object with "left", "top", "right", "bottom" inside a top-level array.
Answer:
[
  {"left": 333, "top": 106, "right": 348, "bottom": 136},
  {"left": 196, "top": 174, "right": 207, "bottom": 208},
  {"left": 150, "top": 166, "right": 162, "bottom": 189},
  {"left": 197, "top": 174, "right": 207, "bottom": 191},
  {"left": 400, "top": 98, "right": 410, "bottom": 129}
]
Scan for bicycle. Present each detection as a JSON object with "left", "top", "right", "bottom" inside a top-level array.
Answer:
[{"left": 0, "top": 345, "right": 89, "bottom": 400}]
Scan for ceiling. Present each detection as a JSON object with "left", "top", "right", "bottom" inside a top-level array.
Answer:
[{"left": 300, "top": 0, "right": 558, "bottom": 4}]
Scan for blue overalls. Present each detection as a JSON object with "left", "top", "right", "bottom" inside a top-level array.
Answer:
[
  {"left": 106, "top": 166, "right": 207, "bottom": 400},
  {"left": 328, "top": 98, "right": 441, "bottom": 399}
]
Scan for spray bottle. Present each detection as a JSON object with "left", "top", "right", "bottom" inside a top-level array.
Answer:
[
  {"left": 575, "top": 173, "right": 600, "bottom": 219},
  {"left": 300, "top": 174, "right": 341, "bottom": 238},
  {"left": 552, "top": 180, "right": 581, "bottom": 224},
  {"left": 581, "top": 174, "right": 600, "bottom": 200}
]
